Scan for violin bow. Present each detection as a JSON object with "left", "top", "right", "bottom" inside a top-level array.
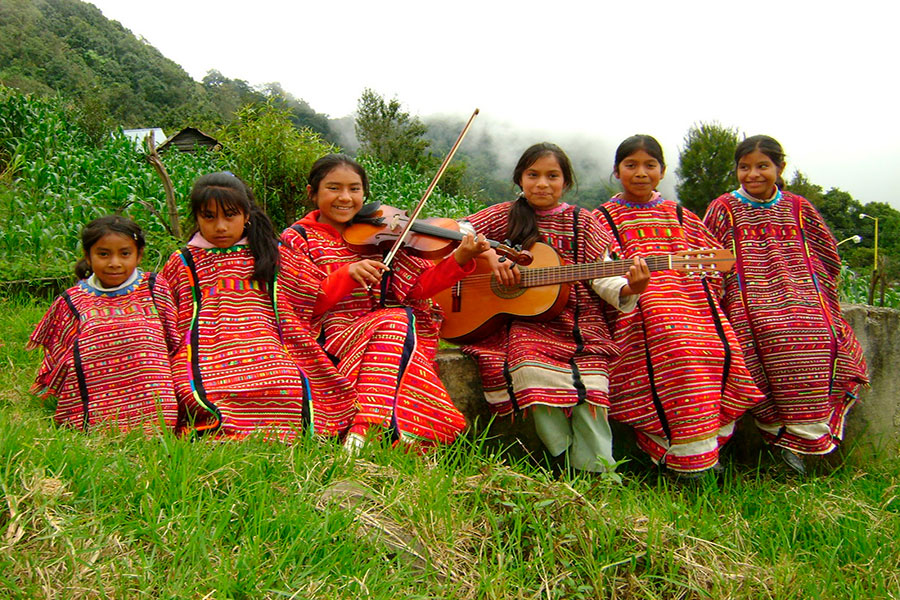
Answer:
[{"left": 381, "top": 108, "right": 480, "bottom": 268}]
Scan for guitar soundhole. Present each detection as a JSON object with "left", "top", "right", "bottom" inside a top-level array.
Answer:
[{"left": 490, "top": 277, "right": 526, "bottom": 299}]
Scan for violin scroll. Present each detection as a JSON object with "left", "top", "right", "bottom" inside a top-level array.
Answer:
[{"left": 495, "top": 240, "right": 533, "bottom": 266}]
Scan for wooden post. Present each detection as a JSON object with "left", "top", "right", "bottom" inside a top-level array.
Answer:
[{"left": 145, "top": 132, "right": 182, "bottom": 239}]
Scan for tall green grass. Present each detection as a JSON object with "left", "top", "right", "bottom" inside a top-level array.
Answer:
[
  {"left": 2, "top": 297, "right": 899, "bottom": 599},
  {"left": 0, "top": 87, "right": 489, "bottom": 292}
]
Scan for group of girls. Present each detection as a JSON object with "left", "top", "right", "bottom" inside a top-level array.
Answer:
[
  {"left": 29, "top": 133, "right": 868, "bottom": 479},
  {"left": 29, "top": 163, "right": 489, "bottom": 451}
]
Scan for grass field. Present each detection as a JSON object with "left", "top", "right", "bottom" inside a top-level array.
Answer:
[{"left": 1, "top": 295, "right": 899, "bottom": 599}]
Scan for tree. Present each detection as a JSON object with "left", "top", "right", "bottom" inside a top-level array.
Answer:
[
  {"left": 260, "top": 82, "right": 332, "bottom": 141},
  {"left": 786, "top": 171, "right": 900, "bottom": 285},
  {"left": 786, "top": 171, "right": 824, "bottom": 205},
  {"left": 355, "top": 89, "right": 475, "bottom": 199},
  {"left": 355, "top": 88, "right": 431, "bottom": 168},
  {"left": 217, "top": 100, "right": 336, "bottom": 228},
  {"left": 675, "top": 122, "right": 740, "bottom": 216}
]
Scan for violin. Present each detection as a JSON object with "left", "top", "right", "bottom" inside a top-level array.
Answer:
[{"left": 342, "top": 202, "right": 533, "bottom": 265}]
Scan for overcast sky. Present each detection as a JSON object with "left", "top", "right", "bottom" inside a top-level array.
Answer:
[{"left": 88, "top": 0, "right": 899, "bottom": 210}]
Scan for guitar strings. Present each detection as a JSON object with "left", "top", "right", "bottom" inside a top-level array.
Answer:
[{"left": 442, "top": 254, "right": 729, "bottom": 293}]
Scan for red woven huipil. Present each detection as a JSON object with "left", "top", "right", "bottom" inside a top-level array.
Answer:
[
  {"left": 279, "top": 211, "right": 470, "bottom": 445},
  {"left": 461, "top": 202, "right": 621, "bottom": 415},
  {"left": 596, "top": 196, "right": 764, "bottom": 472},
  {"left": 29, "top": 271, "right": 179, "bottom": 432},
  {"left": 163, "top": 241, "right": 355, "bottom": 440},
  {"left": 704, "top": 189, "right": 868, "bottom": 454}
]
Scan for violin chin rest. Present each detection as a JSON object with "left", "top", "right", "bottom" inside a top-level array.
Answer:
[{"left": 354, "top": 202, "right": 382, "bottom": 220}]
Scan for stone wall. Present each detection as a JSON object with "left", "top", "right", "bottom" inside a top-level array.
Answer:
[{"left": 436, "top": 304, "right": 900, "bottom": 463}]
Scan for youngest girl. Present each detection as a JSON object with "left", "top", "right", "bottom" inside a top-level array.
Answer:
[{"left": 28, "top": 215, "right": 179, "bottom": 432}]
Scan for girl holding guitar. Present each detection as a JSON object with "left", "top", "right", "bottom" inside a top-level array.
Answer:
[
  {"left": 595, "top": 135, "right": 763, "bottom": 479},
  {"left": 459, "top": 143, "right": 650, "bottom": 474},
  {"left": 279, "top": 154, "right": 490, "bottom": 452}
]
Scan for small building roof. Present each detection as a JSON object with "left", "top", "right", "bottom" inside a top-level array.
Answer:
[{"left": 158, "top": 127, "right": 220, "bottom": 153}]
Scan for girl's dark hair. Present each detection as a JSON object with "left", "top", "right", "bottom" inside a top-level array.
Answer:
[
  {"left": 189, "top": 172, "right": 279, "bottom": 283},
  {"left": 306, "top": 153, "right": 370, "bottom": 203},
  {"left": 613, "top": 134, "right": 666, "bottom": 174},
  {"left": 75, "top": 215, "right": 145, "bottom": 279},
  {"left": 508, "top": 143, "right": 576, "bottom": 249},
  {"left": 735, "top": 135, "right": 787, "bottom": 190}
]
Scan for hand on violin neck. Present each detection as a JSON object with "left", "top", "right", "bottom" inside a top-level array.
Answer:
[
  {"left": 453, "top": 233, "right": 491, "bottom": 266},
  {"left": 348, "top": 259, "right": 388, "bottom": 288}
]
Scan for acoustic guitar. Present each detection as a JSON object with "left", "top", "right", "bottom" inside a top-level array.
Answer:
[{"left": 433, "top": 242, "right": 735, "bottom": 344}]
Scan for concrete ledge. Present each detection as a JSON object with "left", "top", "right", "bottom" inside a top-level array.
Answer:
[{"left": 436, "top": 304, "right": 900, "bottom": 463}]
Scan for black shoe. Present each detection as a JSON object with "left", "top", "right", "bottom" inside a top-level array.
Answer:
[
  {"left": 780, "top": 448, "right": 807, "bottom": 476},
  {"left": 667, "top": 467, "right": 716, "bottom": 486}
]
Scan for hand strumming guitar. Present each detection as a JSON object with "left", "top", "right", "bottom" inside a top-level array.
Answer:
[{"left": 484, "top": 248, "right": 522, "bottom": 287}]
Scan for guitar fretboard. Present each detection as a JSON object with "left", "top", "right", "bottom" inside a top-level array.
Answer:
[{"left": 520, "top": 255, "right": 673, "bottom": 288}]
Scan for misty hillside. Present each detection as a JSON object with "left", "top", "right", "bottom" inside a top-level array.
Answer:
[
  {"left": 0, "top": 0, "right": 335, "bottom": 139},
  {"left": 0, "top": 0, "right": 617, "bottom": 205},
  {"left": 0, "top": 0, "right": 209, "bottom": 128}
]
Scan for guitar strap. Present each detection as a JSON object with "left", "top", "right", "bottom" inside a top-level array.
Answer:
[{"left": 594, "top": 203, "right": 673, "bottom": 444}]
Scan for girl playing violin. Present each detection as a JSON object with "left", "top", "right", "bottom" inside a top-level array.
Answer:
[
  {"left": 459, "top": 143, "right": 650, "bottom": 474},
  {"left": 279, "top": 153, "right": 490, "bottom": 451}
]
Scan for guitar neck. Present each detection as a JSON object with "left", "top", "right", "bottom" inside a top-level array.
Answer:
[{"left": 520, "top": 255, "right": 671, "bottom": 288}]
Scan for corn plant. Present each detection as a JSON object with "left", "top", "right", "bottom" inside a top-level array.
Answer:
[
  {"left": 0, "top": 86, "right": 221, "bottom": 283},
  {"left": 839, "top": 263, "right": 900, "bottom": 308},
  {"left": 359, "top": 155, "right": 485, "bottom": 220}
]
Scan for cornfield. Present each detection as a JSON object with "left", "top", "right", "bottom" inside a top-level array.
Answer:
[{"left": 0, "top": 87, "right": 220, "bottom": 283}]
